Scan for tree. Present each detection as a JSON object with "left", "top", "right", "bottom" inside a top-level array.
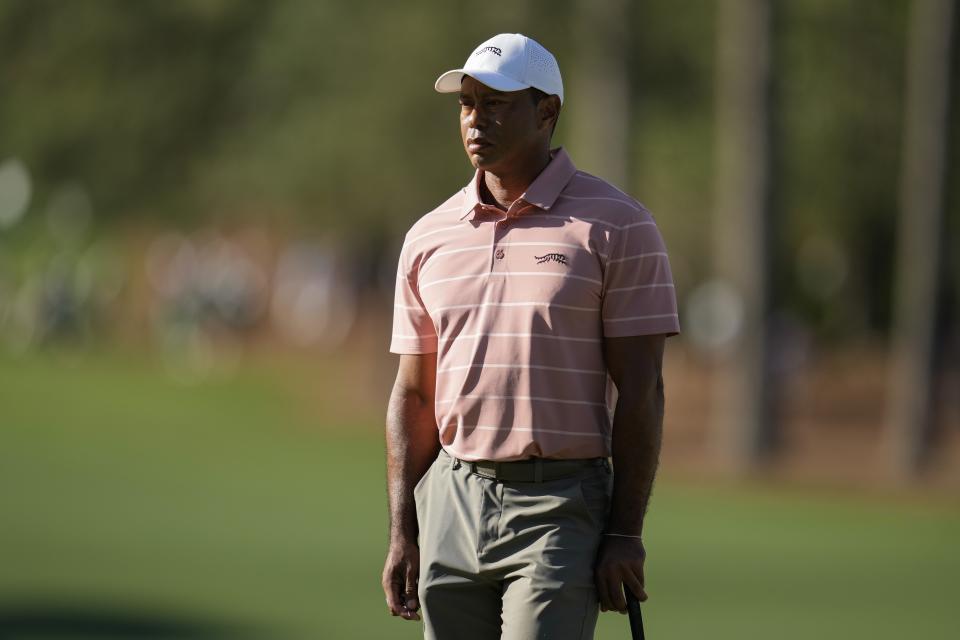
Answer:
[
  {"left": 568, "top": 0, "right": 631, "bottom": 188},
  {"left": 712, "top": 0, "right": 778, "bottom": 468},
  {"left": 886, "top": 0, "right": 955, "bottom": 476}
]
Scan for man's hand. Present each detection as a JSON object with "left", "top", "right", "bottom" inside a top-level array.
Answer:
[
  {"left": 594, "top": 535, "right": 647, "bottom": 613},
  {"left": 383, "top": 353, "right": 438, "bottom": 622},
  {"left": 382, "top": 537, "right": 422, "bottom": 621},
  {"left": 599, "top": 334, "right": 664, "bottom": 613}
]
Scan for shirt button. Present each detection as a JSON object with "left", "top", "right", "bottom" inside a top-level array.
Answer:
[{"left": 495, "top": 248, "right": 505, "bottom": 260}]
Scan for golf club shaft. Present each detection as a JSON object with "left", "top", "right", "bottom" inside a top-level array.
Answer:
[{"left": 626, "top": 589, "right": 645, "bottom": 640}]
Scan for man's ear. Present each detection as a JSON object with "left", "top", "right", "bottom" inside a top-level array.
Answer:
[{"left": 538, "top": 95, "right": 561, "bottom": 133}]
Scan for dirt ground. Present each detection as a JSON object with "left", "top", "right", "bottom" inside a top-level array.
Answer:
[
  {"left": 288, "top": 312, "right": 960, "bottom": 494},
  {"left": 661, "top": 343, "right": 960, "bottom": 492}
]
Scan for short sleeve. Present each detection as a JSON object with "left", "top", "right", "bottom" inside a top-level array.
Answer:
[
  {"left": 390, "top": 248, "right": 438, "bottom": 354},
  {"left": 601, "top": 219, "right": 681, "bottom": 338}
]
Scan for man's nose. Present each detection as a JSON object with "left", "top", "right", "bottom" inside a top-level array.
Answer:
[{"left": 464, "top": 105, "right": 488, "bottom": 129}]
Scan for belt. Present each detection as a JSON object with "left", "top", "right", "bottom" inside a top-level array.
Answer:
[{"left": 456, "top": 454, "right": 609, "bottom": 483}]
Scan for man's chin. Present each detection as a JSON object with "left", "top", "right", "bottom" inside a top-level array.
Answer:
[{"left": 467, "top": 151, "right": 500, "bottom": 171}]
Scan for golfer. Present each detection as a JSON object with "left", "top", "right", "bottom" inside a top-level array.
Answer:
[{"left": 382, "top": 33, "right": 680, "bottom": 639}]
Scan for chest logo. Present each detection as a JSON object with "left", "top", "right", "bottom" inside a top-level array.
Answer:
[{"left": 535, "top": 253, "right": 568, "bottom": 266}]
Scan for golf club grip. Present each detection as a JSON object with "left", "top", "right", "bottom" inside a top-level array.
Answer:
[{"left": 625, "top": 589, "right": 645, "bottom": 640}]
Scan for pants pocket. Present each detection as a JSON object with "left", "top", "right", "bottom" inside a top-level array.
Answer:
[
  {"left": 576, "top": 469, "right": 612, "bottom": 529},
  {"left": 414, "top": 458, "right": 434, "bottom": 499},
  {"left": 414, "top": 454, "right": 439, "bottom": 526}
]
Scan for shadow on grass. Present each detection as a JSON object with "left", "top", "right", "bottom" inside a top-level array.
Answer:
[{"left": 0, "top": 604, "right": 273, "bottom": 639}]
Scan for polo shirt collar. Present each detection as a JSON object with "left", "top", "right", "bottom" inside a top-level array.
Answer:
[{"left": 459, "top": 147, "right": 578, "bottom": 220}]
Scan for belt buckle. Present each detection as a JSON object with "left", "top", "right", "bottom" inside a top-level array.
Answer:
[{"left": 471, "top": 461, "right": 496, "bottom": 479}]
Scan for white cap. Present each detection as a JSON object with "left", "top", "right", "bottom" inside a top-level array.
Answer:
[{"left": 435, "top": 33, "right": 564, "bottom": 104}]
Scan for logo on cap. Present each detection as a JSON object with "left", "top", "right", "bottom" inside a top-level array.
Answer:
[{"left": 475, "top": 46, "right": 502, "bottom": 57}]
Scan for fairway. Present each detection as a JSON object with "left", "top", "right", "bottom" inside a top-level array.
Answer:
[{"left": 1, "top": 353, "right": 957, "bottom": 639}]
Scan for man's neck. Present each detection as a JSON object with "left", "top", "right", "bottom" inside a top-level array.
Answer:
[{"left": 480, "top": 149, "right": 552, "bottom": 211}]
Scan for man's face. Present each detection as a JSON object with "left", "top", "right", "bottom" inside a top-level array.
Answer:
[{"left": 458, "top": 76, "right": 546, "bottom": 173}]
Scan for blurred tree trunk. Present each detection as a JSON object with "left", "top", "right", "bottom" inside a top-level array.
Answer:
[
  {"left": 712, "top": 0, "right": 777, "bottom": 468},
  {"left": 887, "top": 0, "right": 955, "bottom": 476},
  {"left": 568, "top": 0, "right": 630, "bottom": 188}
]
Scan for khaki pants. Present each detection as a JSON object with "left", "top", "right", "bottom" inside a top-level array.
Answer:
[{"left": 414, "top": 449, "right": 612, "bottom": 640}]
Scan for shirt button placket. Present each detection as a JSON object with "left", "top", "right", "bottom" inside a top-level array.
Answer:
[{"left": 491, "top": 213, "right": 509, "bottom": 272}]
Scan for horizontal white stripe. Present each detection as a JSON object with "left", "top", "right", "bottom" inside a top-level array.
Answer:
[
  {"left": 437, "top": 394, "right": 607, "bottom": 407},
  {"left": 437, "top": 363, "right": 607, "bottom": 375},
  {"left": 433, "top": 301, "right": 596, "bottom": 313},
  {"left": 418, "top": 247, "right": 485, "bottom": 281},
  {"left": 493, "top": 272, "right": 600, "bottom": 285},
  {"left": 607, "top": 251, "right": 668, "bottom": 264},
  {"left": 446, "top": 423, "right": 608, "bottom": 438},
  {"left": 428, "top": 241, "right": 593, "bottom": 259},
  {"left": 605, "top": 282, "right": 674, "bottom": 294},
  {"left": 574, "top": 172, "right": 635, "bottom": 201},
  {"left": 420, "top": 274, "right": 485, "bottom": 290},
  {"left": 440, "top": 332, "right": 600, "bottom": 343},
  {"left": 419, "top": 241, "right": 604, "bottom": 279},
  {"left": 604, "top": 313, "right": 679, "bottom": 323},
  {"left": 575, "top": 172, "right": 604, "bottom": 182},
  {"left": 402, "top": 224, "right": 466, "bottom": 250},
  {"left": 419, "top": 243, "right": 609, "bottom": 280},
  {"left": 522, "top": 212, "right": 655, "bottom": 232},
  {"left": 391, "top": 333, "right": 436, "bottom": 339},
  {"left": 498, "top": 241, "right": 594, "bottom": 252},
  {"left": 557, "top": 193, "right": 643, "bottom": 212},
  {"left": 428, "top": 244, "right": 491, "bottom": 259},
  {"left": 519, "top": 212, "right": 608, "bottom": 227},
  {"left": 621, "top": 220, "right": 657, "bottom": 230},
  {"left": 421, "top": 271, "right": 602, "bottom": 291}
]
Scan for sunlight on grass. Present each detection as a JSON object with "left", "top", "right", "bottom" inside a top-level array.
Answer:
[{"left": 1, "top": 353, "right": 957, "bottom": 639}]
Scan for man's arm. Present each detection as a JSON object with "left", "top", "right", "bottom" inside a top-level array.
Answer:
[
  {"left": 594, "top": 334, "right": 666, "bottom": 613},
  {"left": 381, "top": 352, "right": 440, "bottom": 622}
]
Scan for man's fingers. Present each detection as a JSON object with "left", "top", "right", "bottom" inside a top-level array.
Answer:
[
  {"left": 596, "top": 566, "right": 628, "bottom": 613},
  {"left": 381, "top": 557, "right": 409, "bottom": 617},
  {"left": 627, "top": 557, "right": 647, "bottom": 601},
  {"left": 404, "top": 564, "right": 420, "bottom": 610},
  {"left": 402, "top": 564, "right": 421, "bottom": 620},
  {"left": 383, "top": 545, "right": 423, "bottom": 622},
  {"left": 383, "top": 572, "right": 405, "bottom": 616},
  {"left": 607, "top": 570, "right": 628, "bottom": 613},
  {"left": 595, "top": 570, "right": 613, "bottom": 612},
  {"left": 399, "top": 606, "right": 421, "bottom": 621},
  {"left": 622, "top": 568, "right": 647, "bottom": 603}
]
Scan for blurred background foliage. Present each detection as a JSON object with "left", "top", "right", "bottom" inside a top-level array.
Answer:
[{"left": 2, "top": 0, "right": 956, "bottom": 341}]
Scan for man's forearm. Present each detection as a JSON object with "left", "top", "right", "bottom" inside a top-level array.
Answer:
[
  {"left": 385, "top": 386, "right": 441, "bottom": 542},
  {"left": 606, "top": 373, "right": 664, "bottom": 536}
]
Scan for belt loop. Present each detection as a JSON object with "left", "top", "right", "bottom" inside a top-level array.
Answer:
[
  {"left": 451, "top": 455, "right": 461, "bottom": 470},
  {"left": 534, "top": 458, "right": 543, "bottom": 483}
]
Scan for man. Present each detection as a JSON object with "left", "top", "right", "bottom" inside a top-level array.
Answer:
[{"left": 382, "top": 33, "right": 680, "bottom": 639}]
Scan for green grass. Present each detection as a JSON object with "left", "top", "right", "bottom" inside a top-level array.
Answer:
[{"left": 1, "top": 352, "right": 957, "bottom": 639}]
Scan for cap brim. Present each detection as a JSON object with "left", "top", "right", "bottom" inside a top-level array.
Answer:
[{"left": 434, "top": 69, "right": 530, "bottom": 94}]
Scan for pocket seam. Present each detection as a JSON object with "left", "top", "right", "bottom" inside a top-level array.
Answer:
[{"left": 575, "top": 471, "right": 610, "bottom": 528}]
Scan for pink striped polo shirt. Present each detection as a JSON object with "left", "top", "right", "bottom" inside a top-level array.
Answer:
[{"left": 391, "top": 148, "right": 680, "bottom": 461}]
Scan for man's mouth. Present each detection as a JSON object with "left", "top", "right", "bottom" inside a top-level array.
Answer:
[{"left": 467, "top": 139, "right": 493, "bottom": 152}]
